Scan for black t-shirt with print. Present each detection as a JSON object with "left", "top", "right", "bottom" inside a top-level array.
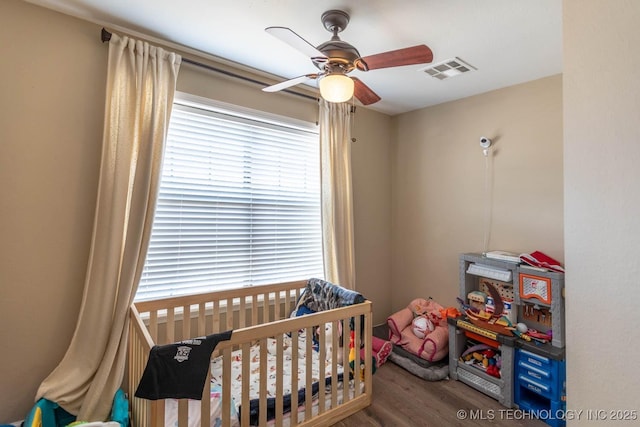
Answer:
[{"left": 135, "top": 330, "right": 232, "bottom": 400}]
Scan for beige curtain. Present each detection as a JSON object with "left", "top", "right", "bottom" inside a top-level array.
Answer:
[
  {"left": 318, "top": 99, "right": 356, "bottom": 289},
  {"left": 36, "top": 34, "right": 181, "bottom": 421}
]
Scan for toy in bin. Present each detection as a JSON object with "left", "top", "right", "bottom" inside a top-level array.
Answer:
[
  {"left": 460, "top": 344, "right": 501, "bottom": 378},
  {"left": 467, "top": 290, "right": 487, "bottom": 311}
]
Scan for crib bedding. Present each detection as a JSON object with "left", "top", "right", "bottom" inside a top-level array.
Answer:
[
  {"left": 164, "top": 386, "right": 357, "bottom": 427},
  {"left": 165, "top": 330, "right": 346, "bottom": 426},
  {"left": 264, "top": 386, "right": 358, "bottom": 427},
  {"left": 164, "top": 389, "right": 234, "bottom": 427}
]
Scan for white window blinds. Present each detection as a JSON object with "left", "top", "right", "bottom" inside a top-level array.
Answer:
[{"left": 136, "top": 96, "right": 323, "bottom": 301}]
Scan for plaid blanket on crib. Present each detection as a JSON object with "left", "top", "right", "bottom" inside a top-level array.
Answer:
[
  {"left": 292, "top": 278, "right": 366, "bottom": 347},
  {"left": 292, "top": 278, "right": 365, "bottom": 314}
]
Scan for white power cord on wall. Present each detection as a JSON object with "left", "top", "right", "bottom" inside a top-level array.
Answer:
[{"left": 480, "top": 137, "right": 493, "bottom": 255}]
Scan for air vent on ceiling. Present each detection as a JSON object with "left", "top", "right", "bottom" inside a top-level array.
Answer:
[{"left": 419, "top": 57, "right": 476, "bottom": 80}]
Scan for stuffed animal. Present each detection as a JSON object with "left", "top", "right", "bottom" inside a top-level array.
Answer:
[{"left": 411, "top": 299, "right": 446, "bottom": 328}]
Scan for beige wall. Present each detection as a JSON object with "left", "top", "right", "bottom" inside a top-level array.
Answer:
[
  {"left": 563, "top": 1, "right": 640, "bottom": 421},
  {"left": 0, "top": 1, "right": 392, "bottom": 422},
  {"left": 1, "top": 0, "right": 106, "bottom": 421},
  {"left": 391, "top": 75, "right": 563, "bottom": 312},
  {"left": 351, "top": 108, "right": 393, "bottom": 325}
]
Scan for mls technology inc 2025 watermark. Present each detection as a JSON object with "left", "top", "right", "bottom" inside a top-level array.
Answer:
[{"left": 456, "top": 408, "right": 638, "bottom": 422}]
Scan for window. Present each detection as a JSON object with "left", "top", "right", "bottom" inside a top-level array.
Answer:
[{"left": 136, "top": 94, "right": 323, "bottom": 301}]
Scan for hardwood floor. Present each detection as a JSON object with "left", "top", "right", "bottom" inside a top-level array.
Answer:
[{"left": 333, "top": 361, "right": 549, "bottom": 427}]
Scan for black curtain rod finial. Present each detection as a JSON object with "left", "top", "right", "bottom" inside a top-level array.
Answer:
[{"left": 101, "top": 28, "right": 112, "bottom": 43}]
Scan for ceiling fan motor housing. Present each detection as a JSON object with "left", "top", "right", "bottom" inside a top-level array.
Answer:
[
  {"left": 321, "top": 10, "right": 350, "bottom": 34},
  {"left": 314, "top": 10, "right": 367, "bottom": 73},
  {"left": 313, "top": 40, "right": 362, "bottom": 73}
]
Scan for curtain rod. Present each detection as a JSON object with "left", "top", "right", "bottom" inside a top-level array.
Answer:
[{"left": 100, "top": 28, "right": 317, "bottom": 102}]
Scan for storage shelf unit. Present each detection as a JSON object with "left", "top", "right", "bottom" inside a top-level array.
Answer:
[
  {"left": 448, "top": 317, "right": 515, "bottom": 407},
  {"left": 450, "top": 252, "right": 566, "bottom": 420}
]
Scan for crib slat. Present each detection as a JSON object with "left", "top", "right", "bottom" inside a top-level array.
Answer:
[
  {"left": 239, "top": 296, "right": 246, "bottom": 328},
  {"left": 285, "top": 288, "right": 294, "bottom": 316},
  {"left": 200, "top": 370, "right": 210, "bottom": 427},
  {"left": 241, "top": 342, "right": 250, "bottom": 427},
  {"left": 134, "top": 338, "right": 143, "bottom": 422},
  {"left": 149, "top": 311, "right": 158, "bottom": 343},
  {"left": 258, "top": 338, "right": 268, "bottom": 426},
  {"left": 198, "top": 302, "right": 206, "bottom": 336},
  {"left": 290, "top": 331, "right": 299, "bottom": 426},
  {"left": 212, "top": 300, "right": 219, "bottom": 333},
  {"left": 178, "top": 399, "right": 188, "bottom": 427},
  {"left": 331, "top": 319, "right": 339, "bottom": 409},
  {"left": 354, "top": 315, "right": 362, "bottom": 393},
  {"left": 222, "top": 346, "right": 232, "bottom": 427},
  {"left": 318, "top": 322, "right": 326, "bottom": 414},
  {"left": 364, "top": 312, "right": 373, "bottom": 396},
  {"left": 182, "top": 304, "right": 191, "bottom": 340},
  {"left": 274, "top": 290, "right": 281, "bottom": 320},
  {"left": 149, "top": 401, "right": 157, "bottom": 427},
  {"left": 342, "top": 320, "right": 352, "bottom": 404},
  {"left": 130, "top": 313, "right": 154, "bottom": 427},
  {"left": 154, "top": 400, "right": 165, "bottom": 426},
  {"left": 262, "top": 292, "right": 269, "bottom": 323},
  {"left": 226, "top": 297, "right": 233, "bottom": 331},
  {"left": 252, "top": 294, "right": 259, "bottom": 326},
  {"left": 166, "top": 308, "right": 175, "bottom": 344},
  {"left": 304, "top": 326, "right": 313, "bottom": 420},
  {"left": 259, "top": 292, "right": 266, "bottom": 323},
  {"left": 275, "top": 334, "right": 284, "bottom": 426}
]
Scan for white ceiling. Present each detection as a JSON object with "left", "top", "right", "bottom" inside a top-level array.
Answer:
[{"left": 25, "top": 0, "right": 562, "bottom": 116}]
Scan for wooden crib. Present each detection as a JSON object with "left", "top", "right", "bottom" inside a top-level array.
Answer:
[{"left": 127, "top": 280, "right": 373, "bottom": 426}]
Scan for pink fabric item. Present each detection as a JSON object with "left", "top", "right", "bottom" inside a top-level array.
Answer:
[
  {"left": 372, "top": 336, "right": 393, "bottom": 366},
  {"left": 386, "top": 298, "right": 449, "bottom": 362},
  {"left": 359, "top": 336, "right": 393, "bottom": 367}
]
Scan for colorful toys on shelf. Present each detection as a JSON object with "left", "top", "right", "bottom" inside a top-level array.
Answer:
[{"left": 460, "top": 344, "right": 502, "bottom": 378}]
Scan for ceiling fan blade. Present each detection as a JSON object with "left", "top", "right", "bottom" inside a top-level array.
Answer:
[
  {"left": 352, "top": 77, "right": 381, "bottom": 105},
  {"left": 359, "top": 44, "right": 433, "bottom": 71},
  {"left": 265, "top": 27, "right": 327, "bottom": 60},
  {"left": 263, "top": 74, "right": 318, "bottom": 92}
]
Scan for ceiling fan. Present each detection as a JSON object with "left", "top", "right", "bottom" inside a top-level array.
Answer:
[{"left": 262, "top": 9, "right": 434, "bottom": 105}]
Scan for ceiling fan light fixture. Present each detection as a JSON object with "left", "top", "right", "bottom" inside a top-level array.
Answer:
[{"left": 318, "top": 73, "right": 354, "bottom": 103}]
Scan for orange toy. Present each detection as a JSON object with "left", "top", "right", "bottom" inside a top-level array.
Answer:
[{"left": 440, "top": 307, "right": 462, "bottom": 319}]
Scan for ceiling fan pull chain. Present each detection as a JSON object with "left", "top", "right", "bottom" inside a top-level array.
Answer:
[{"left": 350, "top": 101, "right": 357, "bottom": 142}]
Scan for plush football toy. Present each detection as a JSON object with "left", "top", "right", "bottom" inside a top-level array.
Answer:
[{"left": 411, "top": 316, "right": 434, "bottom": 339}]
